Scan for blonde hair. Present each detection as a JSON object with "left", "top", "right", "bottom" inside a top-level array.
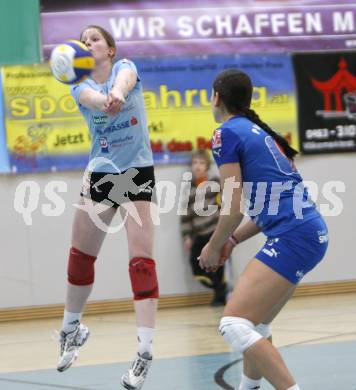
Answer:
[{"left": 191, "top": 149, "right": 211, "bottom": 170}]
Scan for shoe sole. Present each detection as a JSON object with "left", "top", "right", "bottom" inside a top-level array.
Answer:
[
  {"left": 57, "top": 329, "right": 90, "bottom": 372},
  {"left": 121, "top": 377, "right": 142, "bottom": 390}
]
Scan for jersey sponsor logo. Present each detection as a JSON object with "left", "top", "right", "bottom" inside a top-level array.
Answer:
[
  {"left": 296, "top": 270, "right": 305, "bottom": 281},
  {"left": 99, "top": 137, "right": 109, "bottom": 153},
  {"left": 111, "top": 135, "right": 134, "bottom": 148},
  {"left": 93, "top": 115, "right": 108, "bottom": 125},
  {"left": 251, "top": 124, "right": 261, "bottom": 134},
  {"left": 262, "top": 247, "right": 280, "bottom": 258},
  {"left": 212, "top": 129, "right": 222, "bottom": 157},
  {"left": 97, "top": 117, "right": 138, "bottom": 135},
  {"left": 317, "top": 230, "right": 329, "bottom": 244},
  {"left": 130, "top": 116, "right": 138, "bottom": 126},
  {"left": 121, "top": 103, "right": 135, "bottom": 113},
  {"left": 267, "top": 237, "right": 279, "bottom": 246},
  {"left": 263, "top": 238, "right": 280, "bottom": 257},
  {"left": 212, "top": 129, "right": 222, "bottom": 148},
  {"left": 113, "top": 120, "right": 130, "bottom": 130}
]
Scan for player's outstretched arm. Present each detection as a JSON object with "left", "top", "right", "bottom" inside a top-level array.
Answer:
[
  {"left": 112, "top": 68, "right": 137, "bottom": 98},
  {"left": 209, "top": 162, "right": 244, "bottom": 250},
  {"left": 78, "top": 88, "right": 108, "bottom": 112},
  {"left": 106, "top": 69, "right": 137, "bottom": 115},
  {"left": 198, "top": 163, "right": 244, "bottom": 270}
]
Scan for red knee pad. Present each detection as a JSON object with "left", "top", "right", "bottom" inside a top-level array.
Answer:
[
  {"left": 67, "top": 247, "right": 96, "bottom": 286},
  {"left": 129, "top": 258, "right": 159, "bottom": 300}
]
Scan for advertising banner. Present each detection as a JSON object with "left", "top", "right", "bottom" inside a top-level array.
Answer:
[
  {"left": 1, "top": 54, "right": 297, "bottom": 171},
  {"left": 138, "top": 54, "right": 299, "bottom": 164},
  {"left": 41, "top": 0, "right": 356, "bottom": 58},
  {"left": 293, "top": 52, "right": 356, "bottom": 154},
  {"left": 0, "top": 73, "right": 10, "bottom": 173},
  {"left": 2, "top": 65, "right": 90, "bottom": 173}
]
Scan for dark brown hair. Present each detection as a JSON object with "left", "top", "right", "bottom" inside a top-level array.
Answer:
[{"left": 213, "top": 69, "right": 298, "bottom": 160}]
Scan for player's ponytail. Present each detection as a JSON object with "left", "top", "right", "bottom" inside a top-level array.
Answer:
[
  {"left": 240, "top": 107, "right": 298, "bottom": 160},
  {"left": 213, "top": 69, "right": 298, "bottom": 160}
]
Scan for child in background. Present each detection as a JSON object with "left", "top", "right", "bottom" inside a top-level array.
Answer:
[{"left": 181, "top": 150, "right": 228, "bottom": 306}]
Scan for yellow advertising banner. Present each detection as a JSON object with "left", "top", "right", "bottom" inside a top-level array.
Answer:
[
  {"left": 2, "top": 64, "right": 90, "bottom": 172},
  {"left": 2, "top": 54, "right": 299, "bottom": 171},
  {"left": 138, "top": 55, "right": 299, "bottom": 160}
]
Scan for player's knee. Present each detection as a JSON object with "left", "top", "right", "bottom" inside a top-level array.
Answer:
[
  {"left": 255, "top": 323, "right": 272, "bottom": 339},
  {"left": 67, "top": 247, "right": 96, "bottom": 285},
  {"left": 219, "top": 316, "right": 263, "bottom": 354},
  {"left": 129, "top": 257, "right": 159, "bottom": 300}
]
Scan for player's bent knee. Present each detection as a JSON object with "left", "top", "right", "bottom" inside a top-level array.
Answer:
[
  {"left": 129, "top": 257, "right": 159, "bottom": 300},
  {"left": 67, "top": 247, "right": 96, "bottom": 285},
  {"left": 255, "top": 323, "right": 272, "bottom": 339},
  {"left": 219, "top": 316, "right": 263, "bottom": 354}
]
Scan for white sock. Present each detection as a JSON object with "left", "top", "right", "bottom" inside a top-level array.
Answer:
[
  {"left": 62, "top": 310, "right": 81, "bottom": 333},
  {"left": 287, "top": 385, "right": 301, "bottom": 390},
  {"left": 137, "top": 327, "right": 153, "bottom": 357},
  {"left": 238, "top": 373, "right": 261, "bottom": 390}
]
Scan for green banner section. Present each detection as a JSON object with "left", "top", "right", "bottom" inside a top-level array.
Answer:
[{"left": 0, "top": 0, "right": 41, "bottom": 66}]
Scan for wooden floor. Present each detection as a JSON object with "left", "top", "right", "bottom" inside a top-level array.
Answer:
[{"left": 1, "top": 292, "right": 356, "bottom": 374}]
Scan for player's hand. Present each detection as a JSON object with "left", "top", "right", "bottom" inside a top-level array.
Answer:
[
  {"left": 104, "top": 89, "right": 125, "bottom": 115},
  {"left": 198, "top": 241, "right": 221, "bottom": 272},
  {"left": 218, "top": 240, "right": 234, "bottom": 267}
]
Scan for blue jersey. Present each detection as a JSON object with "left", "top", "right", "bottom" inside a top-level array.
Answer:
[
  {"left": 71, "top": 59, "right": 153, "bottom": 173},
  {"left": 212, "top": 116, "right": 318, "bottom": 236}
]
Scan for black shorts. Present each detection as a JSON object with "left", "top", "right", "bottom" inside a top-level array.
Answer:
[{"left": 80, "top": 166, "right": 156, "bottom": 209}]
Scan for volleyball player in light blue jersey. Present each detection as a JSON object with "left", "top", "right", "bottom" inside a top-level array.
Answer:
[
  {"left": 198, "top": 69, "right": 328, "bottom": 390},
  {"left": 57, "top": 26, "right": 158, "bottom": 390},
  {"left": 71, "top": 59, "right": 153, "bottom": 173}
]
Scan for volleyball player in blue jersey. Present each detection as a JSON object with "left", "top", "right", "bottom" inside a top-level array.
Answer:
[
  {"left": 57, "top": 26, "right": 157, "bottom": 390},
  {"left": 198, "top": 69, "right": 328, "bottom": 390}
]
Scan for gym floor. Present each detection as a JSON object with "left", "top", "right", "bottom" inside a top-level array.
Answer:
[{"left": 0, "top": 293, "right": 355, "bottom": 389}]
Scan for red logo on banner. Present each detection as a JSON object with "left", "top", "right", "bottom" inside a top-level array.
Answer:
[{"left": 311, "top": 58, "right": 356, "bottom": 119}]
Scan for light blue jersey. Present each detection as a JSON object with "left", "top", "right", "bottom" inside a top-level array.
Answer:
[
  {"left": 71, "top": 59, "right": 153, "bottom": 173},
  {"left": 212, "top": 116, "right": 319, "bottom": 236}
]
